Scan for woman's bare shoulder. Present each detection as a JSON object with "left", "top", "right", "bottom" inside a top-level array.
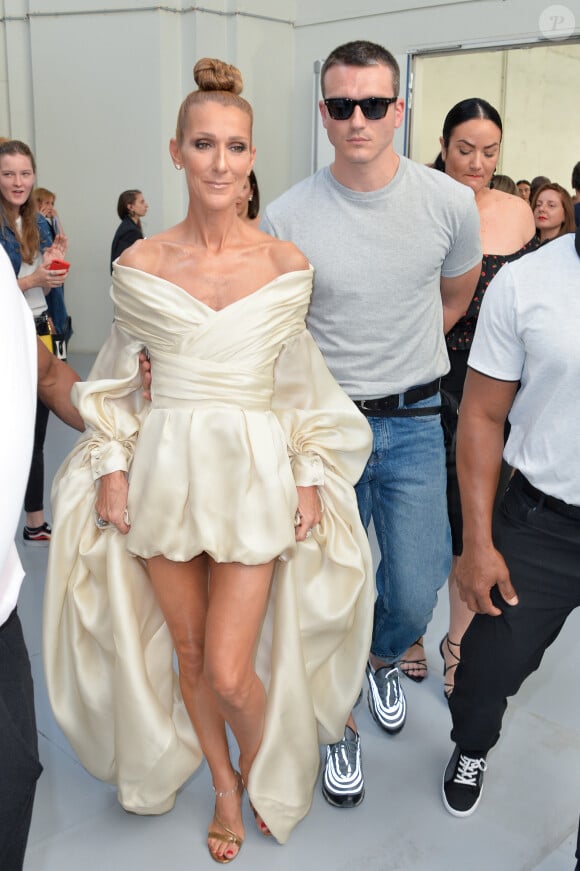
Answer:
[
  {"left": 485, "top": 189, "right": 536, "bottom": 244},
  {"left": 262, "top": 234, "right": 309, "bottom": 274},
  {"left": 117, "top": 230, "right": 180, "bottom": 272}
]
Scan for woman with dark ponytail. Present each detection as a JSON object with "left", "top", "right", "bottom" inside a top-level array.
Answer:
[
  {"left": 110, "top": 188, "right": 148, "bottom": 270},
  {"left": 401, "top": 99, "right": 538, "bottom": 693}
]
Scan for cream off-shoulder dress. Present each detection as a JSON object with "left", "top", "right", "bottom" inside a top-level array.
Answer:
[{"left": 43, "top": 263, "right": 373, "bottom": 843}]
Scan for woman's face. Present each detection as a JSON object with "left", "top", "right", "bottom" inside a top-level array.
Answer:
[
  {"left": 130, "top": 193, "right": 148, "bottom": 218},
  {"left": 235, "top": 177, "right": 252, "bottom": 219},
  {"left": 171, "top": 101, "right": 255, "bottom": 213},
  {"left": 441, "top": 118, "right": 501, "bottom": 195},
  {"left": 0, "top": 153, "right": 35, "bottom": 212},
  {"left": 533, "top": 189, "right": 565, "bottom": 239},
  {"left": 517, "top": 181, "right": 531, "bottom": 202}
]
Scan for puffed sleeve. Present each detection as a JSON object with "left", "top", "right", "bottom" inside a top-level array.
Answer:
[
  {"left": 71, "top": 322, "right": 148, "bottom": 479},
  {"left": 271, "top": 327, "right": 372, "bottom": 488}
]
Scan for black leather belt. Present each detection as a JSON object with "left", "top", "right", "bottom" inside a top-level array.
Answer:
[
  {"left": 515, "top": 471, "right": 580, "bottom": 521},
  {"left": 354, "top": 379, "right": 440, "bottom": 417}
]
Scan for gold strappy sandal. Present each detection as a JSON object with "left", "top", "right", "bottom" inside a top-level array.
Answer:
[{"left": 208, "top": 772, "right": 244, "bottom": 864}]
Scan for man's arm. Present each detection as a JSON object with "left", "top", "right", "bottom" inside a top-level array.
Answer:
[
  {"left": 440, "top": 263, "right": 481, "bottom": 334},
  {"left": 455, "top": 367, "right": 519, "bottom": 616},
  {"left": 36, "top": 338, "right": 84, "bottom": 431}
]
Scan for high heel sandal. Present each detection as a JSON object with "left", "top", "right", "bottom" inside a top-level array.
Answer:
[
  {"left": 208, "top": 771, "right": 244, "bottom": 865},
  {"left": 399, "top": 636, "right": 428, "bottom": 683},
  {"left": 439, "top": 634, "right": 461, "bottom": 699}
]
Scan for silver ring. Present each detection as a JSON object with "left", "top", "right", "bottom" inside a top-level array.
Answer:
[
  {"left": 305, "top": 528, "right": 312, "bottom": 539},
  {"left": 95, "top": 515, "right": 109, "bottom": 529}
]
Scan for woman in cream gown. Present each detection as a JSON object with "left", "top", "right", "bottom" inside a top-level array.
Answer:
[{"left": 43, "top": 59, "right": 373, "bottom": 862}]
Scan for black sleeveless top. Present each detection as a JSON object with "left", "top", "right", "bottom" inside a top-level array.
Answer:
[{"left": 446, "top": 237, "right": 539, "bottom": 351}]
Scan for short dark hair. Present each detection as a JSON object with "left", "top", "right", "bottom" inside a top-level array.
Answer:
[
  {"left": 434, "top": 98, "right": 502, "bottom": 172},
  {"left": 320, "top": 40, "right": 400, "bottom": 98},
  {"left": 516, "top": 179, "right": 530, "bottom": 187},
  {"left": 571, "top": 161, "right": 580, "bottom": 191},
  {"left": 530, "top": 175, "right": 550, "bottom": 200}
]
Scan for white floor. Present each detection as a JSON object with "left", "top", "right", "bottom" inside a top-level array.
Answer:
[{"left": 17, "top": 353, "right": 580, "bottom": 871}]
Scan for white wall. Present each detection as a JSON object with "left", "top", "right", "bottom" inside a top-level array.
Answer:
[
  {"left": 1, "top": 0, "right": 578, "bottom": 350},
  {"left": 1, "top": 0, "right": 295, "bottom": 350}
]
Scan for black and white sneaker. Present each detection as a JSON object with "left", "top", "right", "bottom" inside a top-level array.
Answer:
[
  {"left": 366, "top": 662, "right": 406, "bottom": 734},
  {"left": 442, "top": 745, "right": 487, "bottom": 817},
  {"left": 321, "top": 726, "right": 364, "bottom": 808}
]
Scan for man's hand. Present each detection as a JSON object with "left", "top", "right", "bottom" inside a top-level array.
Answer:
[{"left": 455, "top": 543, "right": 518, "bottom": 616}]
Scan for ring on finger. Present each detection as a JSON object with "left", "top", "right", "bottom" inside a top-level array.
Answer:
[{"left": 95, "top": 514, "right": 109, "bottom": 529}]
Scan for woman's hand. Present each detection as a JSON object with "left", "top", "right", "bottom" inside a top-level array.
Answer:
[
  {"left": 138, "top": 350, "right": 152, "bottom": 400},
  {"left": 18, "top": 261, "right": 68, "bottom": 292},
  {"left": 95, "top": 470, "right": 131, "bottom": 534},
  {"left": 294, "top": 485, "right": 322, "bottom": 541},
  {"left": 48, "top": 233, "right": 68, "bottom": 257}
]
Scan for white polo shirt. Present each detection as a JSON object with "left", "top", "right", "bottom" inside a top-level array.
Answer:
[
  {"left": 468, "top": 233, "right": 580, "bottom": 505},
  {"left": 0, "top": 247, "right": 37, "bottom": 627}
]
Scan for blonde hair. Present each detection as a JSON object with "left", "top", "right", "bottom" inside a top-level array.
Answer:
[
  {"left": 34, "top": 186, "right": 55, "bottom": 205},
  {"left": 175, "top": 58, "right": 253, "bottom": 145}
]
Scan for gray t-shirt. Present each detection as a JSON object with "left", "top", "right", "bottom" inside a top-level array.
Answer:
[{"left": 262, "top": 157, "right": 481, "bottom": 398}]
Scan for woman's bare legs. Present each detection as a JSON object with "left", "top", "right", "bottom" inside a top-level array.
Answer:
[
  {"left": 442, "top": 556, "right": 474, "bottom": 696},
  {"left": 146, "top": 554, "right": 275, "bottom": 860},
  {"left": 205, "top": 559, "right": 275, "bottom": 836}
]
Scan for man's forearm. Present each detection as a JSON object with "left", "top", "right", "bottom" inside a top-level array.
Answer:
[
  {"left": 457, "top": 408, "right": 504, "bottom": 549},
  {"left": 37, "top": 339, "right": 85, "bottom": 432},
  {"left": 456, "top": 370, "right": 518, "bottom": 549}
]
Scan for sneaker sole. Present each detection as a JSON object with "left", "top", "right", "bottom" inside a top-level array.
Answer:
[
  {"left": 321, "top": 784, "right": 365, "bottom": 808},
  {"left": 441, "top": 778, "right": 483, "bottom": 818}
]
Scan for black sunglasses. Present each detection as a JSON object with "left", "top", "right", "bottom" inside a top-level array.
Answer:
[{"left": 324, "top": 96, "right": 398, "bottom": 121}]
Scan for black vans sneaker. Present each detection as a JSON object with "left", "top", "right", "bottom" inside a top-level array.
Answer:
[{"left": 442, "top": 745, "right": 487, "bottom": 817}]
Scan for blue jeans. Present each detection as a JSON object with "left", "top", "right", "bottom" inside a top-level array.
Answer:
[{"left": 355, "top": 393, "right": 451, "bottom": 661}]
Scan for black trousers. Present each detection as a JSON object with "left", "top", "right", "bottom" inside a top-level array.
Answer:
[
  {"left": 450, "top": 471, "right": 580, "bottom": 753},
  {"left": 576, "top": 816, "right": 580, "bottom": 870},
  {"left": 24, "top": 399, "right": 49, "bottom": 514},
  {"left": 0, "top": 609, "right": 43, "bottom": 871}
]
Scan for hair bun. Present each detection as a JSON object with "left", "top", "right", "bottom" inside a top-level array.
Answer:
[{"left": 193, "top": 58, "right": 243, "bottom": 95}]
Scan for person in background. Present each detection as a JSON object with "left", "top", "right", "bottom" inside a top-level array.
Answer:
[
  {"left": 429, "top": 98, "right": 536, "bottom": 698},
  {"left": 261, "top": 40, "right": 481, "bottom": 808},
  {"left": 570, "top": 161, "right": 580, "bottom": 227},
  {"left": 0, "top": 245, "right": 81, "bottom": 871},
  {"left": 0, "top": 139, "right": 69, "bottom": 546},
  {"left": 529, "top": 174, "right": 550, "bottom": 204},
  {"left": 441, "top": 228, "right": 580, "bottom": 829},
  {"left": 490, "top": 174, "right": 517, "bottom": 195},
  {"left": 235, "top": 169, "right": 260, "bottom": 222},
  {"left": 516, "top": 179, "right": 531, "bottom": 203},
  {"left": 110, "top": 189, "right": 148, "bottom": 270},
  {"left": 34, "top": 186, "right": 72, "bottom": 343},
  {"left": 532, "top": 182, "right": 575, "bottom": 244}
]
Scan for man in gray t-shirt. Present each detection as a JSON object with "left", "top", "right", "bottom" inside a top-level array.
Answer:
[{"left": 262, "top": 40, "right": 481, "bottom": 810}]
